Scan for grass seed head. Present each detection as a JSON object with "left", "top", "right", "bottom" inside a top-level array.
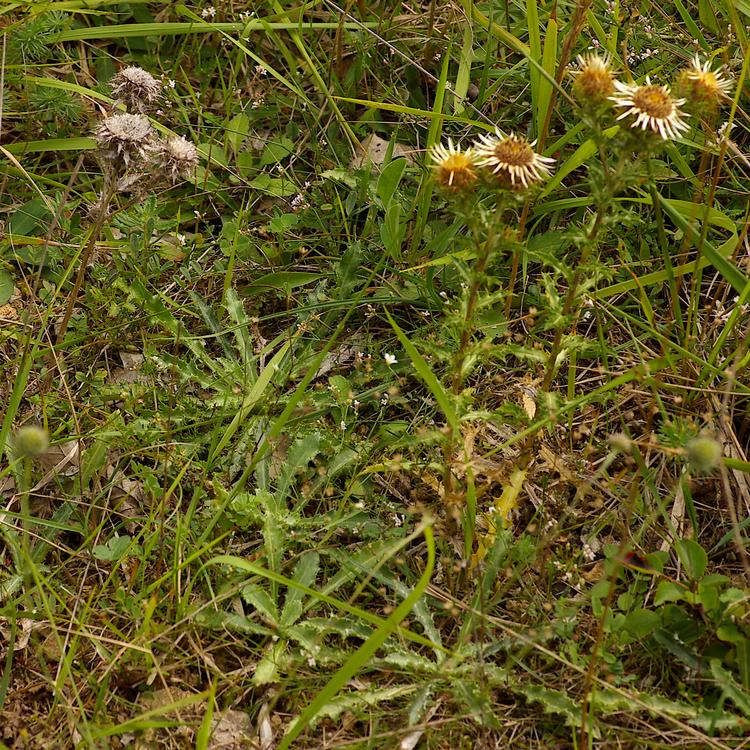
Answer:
[
  {"left": 474, "top": 131, "right": 554, "bottom": 189},
  {"left": 110, "top": 66, "right": 162, "bottom": 113}
]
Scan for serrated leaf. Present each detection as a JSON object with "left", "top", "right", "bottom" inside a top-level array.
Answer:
[
  {"left": 711, "top": 660, "right": 750, "bottom": 717},
  {"left": 280, "top": 551, "right": 319, "bottom": 628},
  {"left": 254, "top": 640, "right": 285, "bottom": 686},
  {"left": 242, "top": 582, "right": 279, "bottom": 626}
]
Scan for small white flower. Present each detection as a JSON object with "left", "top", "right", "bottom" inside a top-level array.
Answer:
[
  {"left": 201, "top": 6, "right": 216, "bottom": 18},
  {"left": 384, "top": 353, "right": 397, "bottom": 366}
]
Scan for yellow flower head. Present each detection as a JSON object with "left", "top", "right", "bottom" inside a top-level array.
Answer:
[
  {"left": 429, "top": 139, "right": 479, "bottom": 192},
  {"left": 474, "top": 131, "right": 554, "bottom": 189},
  {"left": 571, "top": 52, "right": 616, "bottom": 104},
  {"left": 610, "top": 78, "right": 689, "bottom": 140},
  {"left": 677, "top": 55, "right": 733, "bottom": 115}
]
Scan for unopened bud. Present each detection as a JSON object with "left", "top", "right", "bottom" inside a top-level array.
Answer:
[
  {"left": 14, "top": 425, "right": 49, "bottom": 458},
  {"left": 686, "top": 436, "right": 722, "bottom": 473}
]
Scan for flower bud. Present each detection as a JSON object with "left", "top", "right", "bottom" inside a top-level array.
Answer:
[
  {"left": 14, "top": 425, "right": 49, "bottom": 458},
  {"left": 686, "top": 436, "right": 722, "bottom": 473}
]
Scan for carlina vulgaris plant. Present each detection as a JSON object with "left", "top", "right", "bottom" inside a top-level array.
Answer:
[
  {"left": 55, "top": 67, "right": 199, "bottom": 345},
  {"left": 428, "top": 133, "right": 553, "bottom": 525},
  {"left": 539, "top": 50, "right": 701, "bottom": 392}
]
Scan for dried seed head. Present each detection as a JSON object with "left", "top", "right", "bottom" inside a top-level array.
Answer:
[
  {"left": 149, "top": 136, "right": 199, "bottom": 183},
  {"left": 608, "top": 432, "right": 632, "bottom": 454},
  {"left": 95, "top": 113, "right": 153, "bottom": 168},
  {"left": 110, "top": 66, "right": 162, "bottom": 113},
  {"left": 14, "top": 425, "right": 49, "bottom": 458}
]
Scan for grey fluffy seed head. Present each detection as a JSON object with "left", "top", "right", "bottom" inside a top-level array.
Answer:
[
  {"left": 149, "top": 135, "right": 199, "bottom": 183},
  {"left": 110, "top": 66, "right": 161, "bottom": 113},
  {"left": 95, "top": 113, "right": 153, "bottom": 168}
]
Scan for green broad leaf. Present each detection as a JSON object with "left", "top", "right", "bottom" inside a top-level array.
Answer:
[
  {"left": 376, "top": 157, "right": 407, "bottom": 208},
  {"left": 654, "top": 580, "right": 688, "bottom": 606},
  {"left": 260, "top": 136, "right": 295, "bottom": 166},
  {"left": 267, "top": 213, "right": 300, "bottom": 234},
  {"left": 0, "top": 270, "right": 14, "bottom": 305},
  {"left": 80, "top": 436, "right": 112, "bottom": 490},
  {"left": 716, "top": 623, "right": 746, "bottom": 644},
  {"left": 93, "top": 534, "right": 139, "bottom": 562},
  {"left": 328, "top": 375, "right": 351, "bottom": 404},
  {"left": 9, "top": 198, "right": 53, "bottom": 237},
  {"left": 623, "top": 609, "right": 661, "bottom": 639},
  {"left": 225, "top": 112, "right": 250, "bottom": 157},
  {"left": 248, "top": 173, "right": 297, "bottom": 197},
  {"left": 675, "top": 538, "right": 708, "bottom": 580}
]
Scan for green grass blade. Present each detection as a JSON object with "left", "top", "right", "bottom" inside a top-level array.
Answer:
[
  {"left": 658, "top": 195, "right": 748, "bottom": 293},
  {"left": 537, "top": 18, "right": 558, "bottom": 140},
  {"left": 207, "top": 339, "right": 292, "bottom": 465},
  {"left": 408, "top": 52, "right": 451, "bottom": 259},
  {"left": 453, "top": 24, "right": 474, "bottom": 115},
  {"left": 385, "top": 310, "right": 459, "bottom": 436}
]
